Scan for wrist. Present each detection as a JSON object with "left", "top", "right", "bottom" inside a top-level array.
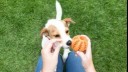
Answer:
[{"left": 85, "top": 60, "right": 96, "bottom": 72}]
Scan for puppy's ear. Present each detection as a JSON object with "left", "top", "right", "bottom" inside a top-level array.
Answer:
[
  {"left": 40, "top": 28, "right": 49, "bottom": 37},
  {"left": 62, "top": 18, "right": 75, "bottom": 27}
]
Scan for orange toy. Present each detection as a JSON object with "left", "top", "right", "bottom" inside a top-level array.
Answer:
[{"left": 71, "top": 35, "right": 88, "bottom": 52}]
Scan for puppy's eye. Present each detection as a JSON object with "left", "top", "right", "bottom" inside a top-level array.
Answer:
[
  {"left": 54, "top": 34, "right": 60, "bottom": 37},
  {"left": 66, "top": 30, "right": 69, "bottom": 33}
]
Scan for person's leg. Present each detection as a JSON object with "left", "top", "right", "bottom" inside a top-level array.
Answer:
[
  {"left": 35, "top": 55, "right": 63, "bottom": 72},
  {"left": 35, "top": 56, "right": 42, "bottom": 72},
  {"left": 66, "top": 51, "right": 85, "bottom": 72},
  {"left": 56, "top": 55, "right": 63, "bottom": 72}
]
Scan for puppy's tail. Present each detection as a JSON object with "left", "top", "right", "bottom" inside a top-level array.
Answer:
[{"left": 56, "top": 0, "right": 62, "bottom": 20}]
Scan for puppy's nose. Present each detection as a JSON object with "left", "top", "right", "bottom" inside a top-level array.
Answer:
[{"left": 66, "top": 40, "right": 72, "bottom": 46}]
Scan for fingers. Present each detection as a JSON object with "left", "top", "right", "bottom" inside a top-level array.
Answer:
[
  {"left": 81, "top": 35, "right": 91, "bottom": 47},
  {"left": 53, "top": 44, "right": 63, "bottom": 56},
  {"left": 44, "top": 39, "right": 62, "bottom": 52},
  {"left": 81, "top": 35, "right": 92, "bottom": 56}
]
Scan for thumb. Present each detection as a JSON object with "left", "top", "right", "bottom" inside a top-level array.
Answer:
[{"left": 76, "top": 51, "right": 85, "bottom": 60}]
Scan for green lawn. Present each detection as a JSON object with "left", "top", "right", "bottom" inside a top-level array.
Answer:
[{"left": 0, "top": 0, "right": 127, "bottom": 72}]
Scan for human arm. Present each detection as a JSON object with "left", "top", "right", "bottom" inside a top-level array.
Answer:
[
  {"left": 76, "top": 35, "right": 96, "bottom": 72},
  {"left": 41, "top": 39, "right": 62, "bottom": 72}
]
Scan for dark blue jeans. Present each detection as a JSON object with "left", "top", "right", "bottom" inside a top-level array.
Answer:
[{"left": 35, "top": 51, "right": 85, "bottom": 72}]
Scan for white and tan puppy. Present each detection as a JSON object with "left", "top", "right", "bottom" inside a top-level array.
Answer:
[{"left": 40, "top": 0, "right": 74, "bottom": 62}]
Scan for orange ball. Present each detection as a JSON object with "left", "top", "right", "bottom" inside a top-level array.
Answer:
[{"left": 71, "top": 35, "right": 88, "bottom": 52}]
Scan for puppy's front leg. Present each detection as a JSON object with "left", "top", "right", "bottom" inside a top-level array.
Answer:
[{"left": 63, "top": 48, "right": 71, "bottom": 62}]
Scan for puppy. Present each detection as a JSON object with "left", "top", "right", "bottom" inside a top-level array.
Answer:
[{"left": 40, "top": 0, "right": 74, "bottom": 62}]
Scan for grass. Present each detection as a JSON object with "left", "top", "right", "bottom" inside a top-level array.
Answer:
[{"left": 0, "top": 0, "right": 127, "bottom": 72}]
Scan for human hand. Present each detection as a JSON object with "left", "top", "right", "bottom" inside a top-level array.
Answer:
[
  {"left": 76, "top": 35, "right": 96, "bottom": 72},
  {"left": 41, "top": 39, "right": 62, "bottom": 72}
]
